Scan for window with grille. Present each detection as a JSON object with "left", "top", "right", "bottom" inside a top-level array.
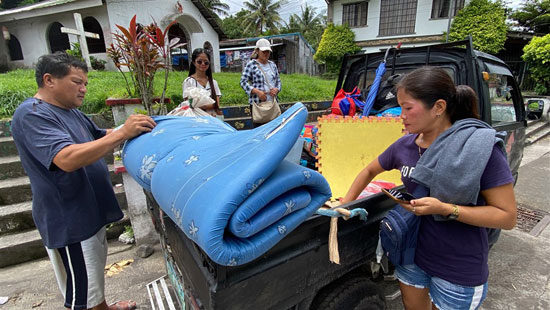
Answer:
[
  {"left": 379, "top": 0, "right": 417, "bottom": 36},
  {"left": 431, "top": 0, "right": 465, "bottom": 19},
  {"left": 342, "top": 2, "right": 368, "bottom": 27}
]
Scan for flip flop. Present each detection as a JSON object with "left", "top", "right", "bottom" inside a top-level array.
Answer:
[{"left": 109, "top": 300, "right": 137, "bottom": 310}]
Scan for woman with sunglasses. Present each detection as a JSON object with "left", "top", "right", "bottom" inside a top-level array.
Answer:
[
  {"left": 182, "top": 48, "right": 223, "bottom": 117},
  {"left": 240, "top": 38, "right": 282, "bottom": 127}
]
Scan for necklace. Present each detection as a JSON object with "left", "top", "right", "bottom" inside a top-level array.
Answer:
[{"left": 418, "top": 145, "right": 423, "bottom": 158}]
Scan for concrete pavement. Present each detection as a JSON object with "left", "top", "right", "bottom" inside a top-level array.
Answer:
[
  {"left": 483, "top": 135, "right": 550, "bottom": 310},
  {"left": 0, "top": 242, "right": 166, "bottom": 309}
]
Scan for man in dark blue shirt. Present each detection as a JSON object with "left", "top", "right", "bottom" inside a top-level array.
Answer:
[{"left": 11, "top": 52, "right": 156, "bottom": 310}]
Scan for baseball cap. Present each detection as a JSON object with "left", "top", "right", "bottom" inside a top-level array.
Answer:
[{"left": 255, "top": 38, "right": 272, "bottom": 52}]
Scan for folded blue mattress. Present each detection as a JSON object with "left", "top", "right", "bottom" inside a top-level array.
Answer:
[{"left": 122, "top": 103, "right": 331, "bottom": 266}]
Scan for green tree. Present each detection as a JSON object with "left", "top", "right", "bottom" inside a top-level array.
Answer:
[
  {"left": 510, "top": 0, "right": 550, "bottom": 34},
  {"left": 289, "top": 4, "right": 324, "bottom": 34},
  {"left": 283, "top": 15, "right": 302, "bottom": 33},
  {"left": 523, "top": 34, "right": 550, "bottom": 94},
  {"left": 242, "top": 0, "right": 286, "bottom": 35},
  {"left": 1, "top": 0, "right": 37, "bottom": 10},
  {"left": 222, "top": 9, "right": 257, "bottom": 39},
  {"left": 282, "top": 4, "right": 326, "bottom": 50},
  {"left": 201, "top": 0, "right": 231, "bottom": 18},
  {"left": 448, "top": 0, "right": 507, "bottom": 54},
  {"left": 314, "top": 24, "right": 360, "bottom": 74}
]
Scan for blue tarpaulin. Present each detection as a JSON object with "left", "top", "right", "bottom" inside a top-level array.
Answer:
[{"left": 172, "top": 54, "right": 188, "bottom": 66}]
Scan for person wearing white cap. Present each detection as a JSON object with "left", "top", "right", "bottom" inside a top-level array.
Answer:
[{"left": 240, "top": 38, "right": 282, "bottom": 127}]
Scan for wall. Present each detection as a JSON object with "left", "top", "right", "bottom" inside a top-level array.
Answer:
[
  {"left": 105, "top": 0, "right": 221, "bottom": 72},
  {"left": 0, "top": 33, "right": 8, "bottom": 72},
  {"left": 282, "top": 35, "right": 318, "bottom": 75},
  {"left": 0, "top": 0, "right": 221, "bottom": 72},
  {"left": 0, "top": 5, "right": 109, "bottom": 68},
  {"left": 330, "top": 0, "right": 470, "bottom": 53}
]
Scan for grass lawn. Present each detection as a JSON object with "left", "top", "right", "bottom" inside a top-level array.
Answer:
[{"left": 0, "top": 69, "right": 337, "bottom": 118}]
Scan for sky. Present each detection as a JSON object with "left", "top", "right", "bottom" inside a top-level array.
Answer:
[{"left": 220, "top": 0, "right": 525, "bottom": 23}]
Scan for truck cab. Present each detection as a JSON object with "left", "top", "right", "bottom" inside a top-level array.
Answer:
[
  {"left": 147, "top": 39, "right": 526, "bottom": 310},
  {"left": 337, "top": 39, "right": 525, "bottom": 181}
]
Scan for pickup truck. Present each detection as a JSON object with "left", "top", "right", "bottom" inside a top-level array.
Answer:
[{"left": 145, "top": 38, "right": 526, "bottom": 310}]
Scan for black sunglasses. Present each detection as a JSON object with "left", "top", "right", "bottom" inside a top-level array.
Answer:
[{"left": 196, "top": 60, "right": 210, "bottom": 65}]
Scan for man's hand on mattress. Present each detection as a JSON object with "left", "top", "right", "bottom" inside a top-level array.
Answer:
[{"left": 121, "top": 114, "right": 157, "bottom": 139}]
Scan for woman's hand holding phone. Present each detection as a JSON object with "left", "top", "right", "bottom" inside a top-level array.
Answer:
[{"left": 381, "top": 188, "right": 416, "bottom": 204}]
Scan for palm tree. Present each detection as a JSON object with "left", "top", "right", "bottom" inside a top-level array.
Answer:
[
  {"left": 201, "top": 0, "right": 231, "bottom": 18},
  {"left": 243, "top": 0, "right": 287, "bottom": 35},
  {"left": 285, "top": 15, "right": 301, "bottom": 33},
  {"left": 289, "top": 3, "right": 325, "bottom": 34},
  {"left": 285, "top": 4, "right": 326, "bottom": 50}
]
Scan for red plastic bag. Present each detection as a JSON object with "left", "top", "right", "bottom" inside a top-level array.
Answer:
[{"left": 331, "top": 87, "right": 363, "bottom": 116}]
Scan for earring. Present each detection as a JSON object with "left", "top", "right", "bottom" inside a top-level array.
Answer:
[{"left": 436, "top": 114, "right": 441, "bottom": 117}]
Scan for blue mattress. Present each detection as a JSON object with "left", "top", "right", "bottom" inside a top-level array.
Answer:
[{"left": 122, "top": 103, "right": 331, "bottom": 266}]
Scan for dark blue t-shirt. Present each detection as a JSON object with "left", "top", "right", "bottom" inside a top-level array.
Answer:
[
  {"left": 378, "top": 133, "right": 514, "bottom": 286},
  {"left": 11, "top": 98, "right": 122, "bottom": 248}
]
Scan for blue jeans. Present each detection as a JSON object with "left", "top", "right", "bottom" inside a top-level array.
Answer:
[{"left": 395, "top": 263, "right": 488, "bottom": 310}]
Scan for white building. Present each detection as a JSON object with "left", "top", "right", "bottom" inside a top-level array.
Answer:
[
  {"left": 0, "top": 0, "right": 225, "bottom": 71},
  {"left": 327, "top": 0, "right": 470, "bottom": 53}
]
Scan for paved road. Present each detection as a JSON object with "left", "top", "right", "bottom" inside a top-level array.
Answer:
[
  {"left": 0, "top": 241, "right": 166, "bottom": 309},
  {"left": 1, "top": 137, "right": 549, "bottom": 310},
  {"left": 483, "top": 136, "right": 550, "bottom": 310}
]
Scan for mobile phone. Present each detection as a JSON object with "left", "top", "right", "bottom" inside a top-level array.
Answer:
[{"left": 381, "top": 188, "right": 416, "bottom": 204}]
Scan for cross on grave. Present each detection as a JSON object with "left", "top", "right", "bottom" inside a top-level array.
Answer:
[{"left": 61, "top": 13, "right": 100, "bottom": 69}]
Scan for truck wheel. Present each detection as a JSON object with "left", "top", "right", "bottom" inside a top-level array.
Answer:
[{"left": 310, "top": 276, "right": 385, "bottom": 310}]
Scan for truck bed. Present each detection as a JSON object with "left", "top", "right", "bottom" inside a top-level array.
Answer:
[{"left": 147, "top": 191, "right": 395, "bottom": 309}]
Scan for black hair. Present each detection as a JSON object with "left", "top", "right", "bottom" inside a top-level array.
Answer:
[
  {"left": 35, "top": 52, "right": 88, "bottom": 88},
  {"left": 188, "top": 48, "right": 218, "bottom": 110},
  {"left": 396, "top": 66, "right": 479, "bottom": 123}
]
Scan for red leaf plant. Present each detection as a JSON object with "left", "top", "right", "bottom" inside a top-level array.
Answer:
[{"left": 107, "top": 15, "right": 184, "bottom": 115}]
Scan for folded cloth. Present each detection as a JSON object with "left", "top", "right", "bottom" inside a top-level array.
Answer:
[
  {"left": 411, "top": 118, "right": 505, "bottom": 206},
  {"left": 122, "top": 103, "right": 331, "bottom": 266}
]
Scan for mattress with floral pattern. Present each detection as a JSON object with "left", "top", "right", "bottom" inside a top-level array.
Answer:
[{"left": 122, "top": 103, "right": 331, "bottom": 266}]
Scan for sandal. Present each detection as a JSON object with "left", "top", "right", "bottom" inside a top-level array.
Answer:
[{"left": 109, "top": 300, "right": 137, "bottom": 310}]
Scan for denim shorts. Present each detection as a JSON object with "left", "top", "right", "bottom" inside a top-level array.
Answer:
[{"left": 395, "top": 263, "right": 488, "bottom": 310}]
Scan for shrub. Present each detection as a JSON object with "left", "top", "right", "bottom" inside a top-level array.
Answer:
[
  {"left": 448, "top": 0, "right": 507, "bottom": 54},
  {"left": 65, "top": 42, "right": 107, "bottom": 71},
  {"left": 314, "top": 24, "right": 361, "bottom": 74},
  {"left": 523, "top": 34, "right": 550, "bottom": 95},
  {"left": 106, "top": 15, "right": 183, "bottom": 115},
  {"left": 66, "top": 42, "right": 82, "bottom": 59},
  {"left": 91, "top": 57, "right": 107, "bottom": 71}
]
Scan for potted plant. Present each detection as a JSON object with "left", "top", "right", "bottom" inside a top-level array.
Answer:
[{"left": 106, "top": 15, "right": 183, "bottom": 115}]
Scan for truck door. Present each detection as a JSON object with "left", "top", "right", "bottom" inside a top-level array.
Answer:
[{"left": 482, "top": 61, "right": 526, "bottom": 181}]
